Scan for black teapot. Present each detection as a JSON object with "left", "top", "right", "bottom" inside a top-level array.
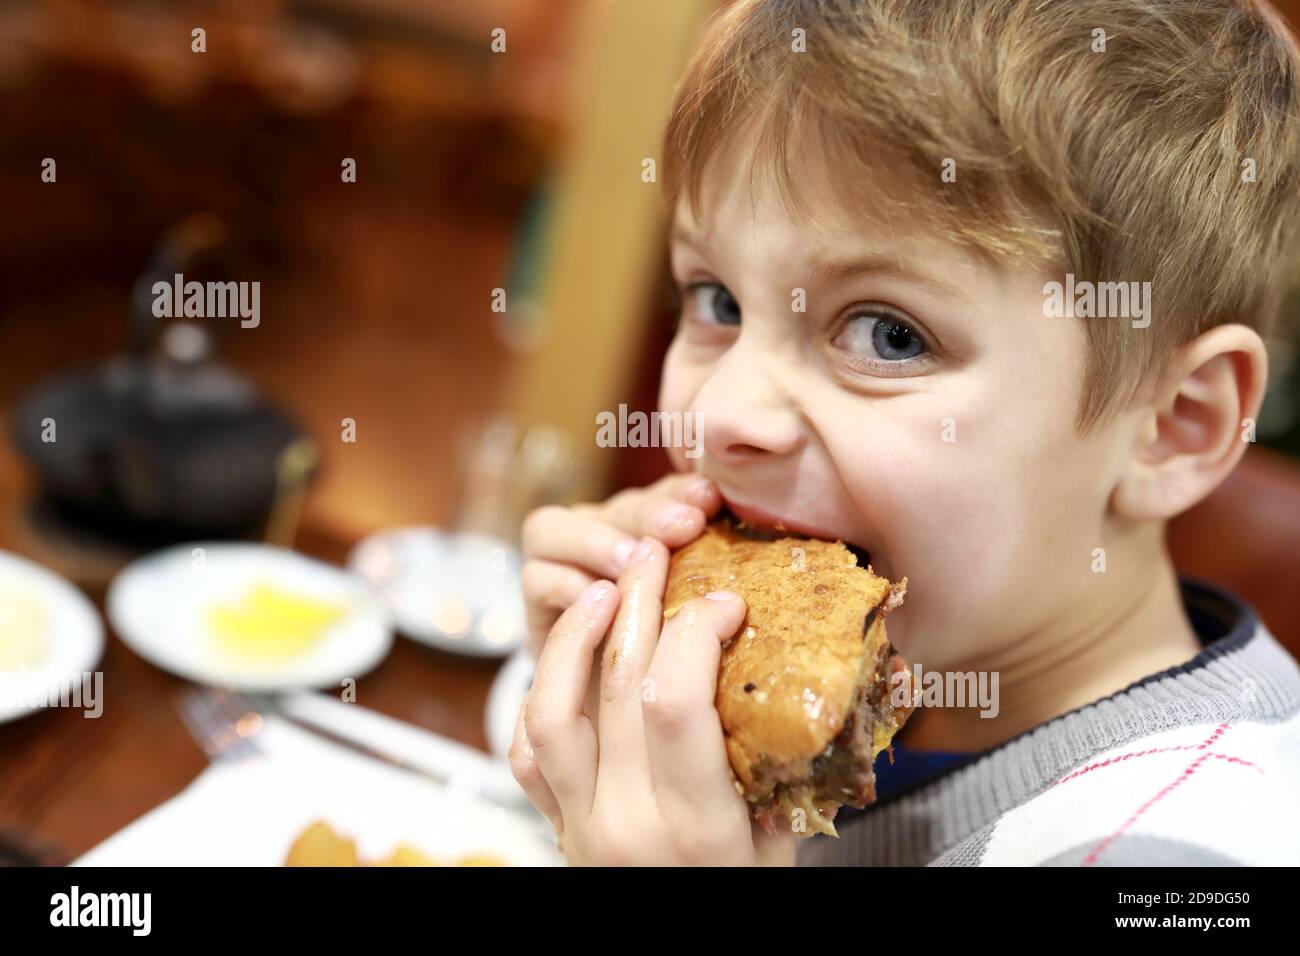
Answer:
[{"left": 11, "top": 215, "right": 316, "bottom": 544}]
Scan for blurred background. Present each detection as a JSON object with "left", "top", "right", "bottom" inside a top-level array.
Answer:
[
  {"left": 0, "top": 0, "right": 1298, "bottom": 865},
  {"left": 1, "top": 0, "right": 619, "bottom": 553},
  {"left": 0, "top": 0, "right": 721, "bottom": 866}
]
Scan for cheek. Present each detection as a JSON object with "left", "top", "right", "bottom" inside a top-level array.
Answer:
[
  {"left": 657, "top": 353, "right": 689, "bottom": 414},
  {"left": 658, "top": 339, "right": 716, "bottom": 419},
  {"left": 835, "top": 407, "right": 1103, "bottom": 663},
  {"left": 846, "top": 447, "right": 1028, "bottom": 666},
  {"left": 658, "top": 345, "right": 705, "bottom": 473}
]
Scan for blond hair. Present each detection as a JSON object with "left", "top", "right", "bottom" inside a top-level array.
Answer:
[{"left": 661, "top": 0, "right": 1300, "bottom": 427}]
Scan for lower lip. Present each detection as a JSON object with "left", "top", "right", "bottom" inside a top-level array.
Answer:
[{"left": 723, "top": 498, "right": 834, "bottom": 540}]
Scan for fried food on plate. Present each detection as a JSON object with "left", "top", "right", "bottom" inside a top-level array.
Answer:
[{"left": 283, "top": 820, "right": 505, "bottom": 867}]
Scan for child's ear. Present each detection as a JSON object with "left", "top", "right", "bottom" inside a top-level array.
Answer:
[{"left": 1113, "top": 324, "right": 1267, "bottom": 522}]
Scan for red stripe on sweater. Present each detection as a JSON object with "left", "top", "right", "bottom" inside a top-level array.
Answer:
[
  {"left": 1081, "top": 724, "right": 1265, "bottom": 866},
  {"left": 1082, "top": 754, "right": 1213, "bottom": 865},
  {"left": 1052, "top": 723, "right": 1232, "bottom": 787}
]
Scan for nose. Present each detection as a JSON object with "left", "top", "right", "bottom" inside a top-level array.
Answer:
[{"left": 693, "top": 346, "right": 805, "bottom": 465}]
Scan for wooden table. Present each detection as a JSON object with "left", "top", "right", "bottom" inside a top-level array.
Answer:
[{"left": 0, "top": 518, "right": 506, "bottom": 865}]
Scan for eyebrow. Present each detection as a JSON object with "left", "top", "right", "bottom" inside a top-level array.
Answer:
[
  {"left": 670, "top": 227, "right": 969, "bottom": 304},
  {"left": 807, "top": 252, "right": 969, "bottom": 303}
]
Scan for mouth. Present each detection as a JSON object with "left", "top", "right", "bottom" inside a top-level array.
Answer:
[{"left": 721, "top": 497, "right": 874, "bottom": 569}]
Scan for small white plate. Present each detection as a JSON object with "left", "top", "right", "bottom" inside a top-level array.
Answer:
[
  {"left": 485, "top": 648, "right": 535, "bottom": 758},
  {"left": 0, "top": 550, "right": 105, "bottom": 724},
  {"left": 348, "top": 527, "right": 526, "bottom": 658},
  {"left": 107, "top": 543, "right": 393, "bottom": 691}
]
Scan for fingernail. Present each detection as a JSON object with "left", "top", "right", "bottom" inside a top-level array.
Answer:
[
  {"left": 629, "top": 537, "right": 657, "bottom": 564},
  {"left": 705, "top": 590, "right": 737, "bottom": 602},
  {"left": 579, "top": 581, "right": 611, "bottom": 605},
  {"left": 612, "top": 537, "right": 637, "bottom": 569},
  {"left": 656, "top": 503, "right": 695, "bottom": 533}
]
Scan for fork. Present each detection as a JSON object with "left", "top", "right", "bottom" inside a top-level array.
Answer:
[
  {"left": 176, "top": 687, "right": 264, "bottom": 765},
  {"left": 178, "top": 687, "right": 556, "bottom": 842},
  {"left": 185, "top": 687, "right": 463, "bottom": 788},
  {"left": 180, "top": 687, "right": 464, "bottom": 783}
]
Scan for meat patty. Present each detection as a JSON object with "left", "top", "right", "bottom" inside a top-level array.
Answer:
[{"left": 752, "top": 641, "right": 914, "bottom": 836}]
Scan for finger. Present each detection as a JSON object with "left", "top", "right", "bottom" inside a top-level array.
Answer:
[
  {"left": 521, "top": 505, "right": 638, "bottom": 579},
  {"left": 507, "top": 694, "right": 564, "bottom": 838},
  {"left": 522, "top": 559, "right": 596, "bottom": 657},
  {"left": 754, "top": 827, "right": 798, "bottom": 867},
  {"left": 524, "top": 580, "right": 619, "bottom": 817},
  {"left": 673, "top": 474, "right": 723, "bottom": 514},
  {"left": 594, "top": 537, "right": 670, "bottom": 792},
  {"left": 642, "top": 591, "right": 748, "bottom": 824},
  {"left": 600, "top": 475, "right": 721, "bottom": 547}
]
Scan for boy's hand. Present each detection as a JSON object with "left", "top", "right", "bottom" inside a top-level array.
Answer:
[
  {"left": 520, "top": 474, "right": 721, "bottom": 657},
  {"left": 508, "top": 537, "right": 795, "bottom": 866}
]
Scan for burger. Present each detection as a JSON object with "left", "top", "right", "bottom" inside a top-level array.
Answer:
[{"left": 662, "top": 513, "right": 912, "bottom": 837}]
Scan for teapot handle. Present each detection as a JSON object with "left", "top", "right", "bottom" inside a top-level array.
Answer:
[{"left": 128, "top": 213, "right": 229, "bottom": 361}]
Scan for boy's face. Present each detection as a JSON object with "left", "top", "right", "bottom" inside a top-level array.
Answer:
[{"left": 661, "top": 137, "right": 1134, "bottom": 668}]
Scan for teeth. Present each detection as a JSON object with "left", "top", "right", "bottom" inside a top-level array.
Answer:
[
  {"left": 736, "top": 523, "right": 789, "bottom": 542},
  {"left": 845, "top": 543, "right": 871, "bottom": 567},
  {"left": 725, "top": 508, "right": 797, "bottom": 542}
]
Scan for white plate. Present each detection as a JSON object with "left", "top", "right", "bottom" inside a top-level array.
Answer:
[
  {"left": 485, "top": 648, "right": 535, "bottom": 758},
  {"left": 107, "top": 543, "right": 393, "bottom": 691},
  {"left": 0, "top": 550, "right": 105, "bottom": 724},
  {"left": 74, "top": 714, "right": 561, "bottom": 866},
  {"left": 348, "top": 527, "right": 526, "bottom": 658}
]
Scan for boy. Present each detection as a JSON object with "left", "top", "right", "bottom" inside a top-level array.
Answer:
[{"left": 510, "top": 0, "right": 1300, "bottom": 865}]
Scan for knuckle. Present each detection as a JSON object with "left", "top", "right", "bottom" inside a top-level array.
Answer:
[
  {"left": 507, "top": 739, "right": 536, "bottom": 781},
  {"left": 522, "top": 706, "right": 564, "bottom": 753},
  {"left": 520, "top": 506, "right": 564, "bottom": 554},
  {"left": 599, "top": 648, "right": 649, "bottom": 704},
  {"left": 641, "top": 690, "right": 697, "bottom": 739},
  {"left": 598, "top": 665, "right": 635, "bottom": 704}
]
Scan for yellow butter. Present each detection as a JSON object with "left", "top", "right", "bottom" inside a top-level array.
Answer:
[{"left": 208, "top": 581, "right": 346, "bottom": 660}]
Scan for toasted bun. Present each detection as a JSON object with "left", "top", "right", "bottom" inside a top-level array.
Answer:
[{"left": 663, "top": 516, "right": 902, "bottom": 811}]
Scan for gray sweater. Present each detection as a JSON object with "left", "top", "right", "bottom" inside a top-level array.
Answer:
[{"left": 797, "top": 581, "right": 1300, "bottom": 866}]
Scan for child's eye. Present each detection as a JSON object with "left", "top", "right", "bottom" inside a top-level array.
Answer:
[
  {"left": 686, "top": 282, "right": 741, "bottom": 326},
  {"left": 833, "top": 310, "right": 927, "bottom": 362}
]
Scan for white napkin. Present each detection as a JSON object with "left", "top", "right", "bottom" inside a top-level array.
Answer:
[{"left": 74, "top": 707, "right": 560, "bottom": 866}]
